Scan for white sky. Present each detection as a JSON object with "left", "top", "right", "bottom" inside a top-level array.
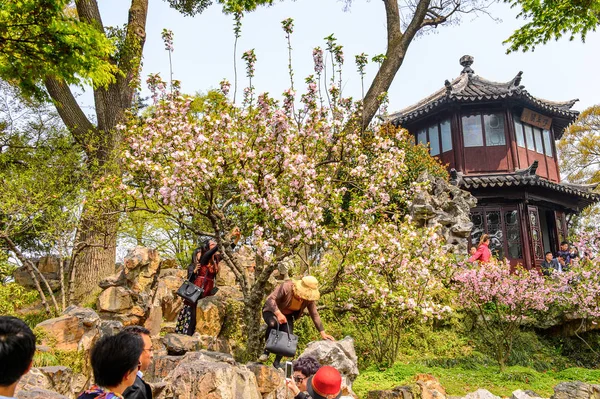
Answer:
[{"left": 91, "top": 0, "right": 600, "bottom": 118}]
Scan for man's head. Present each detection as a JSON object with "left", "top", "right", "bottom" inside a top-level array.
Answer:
[
  {"left": 121, "top": 326, "right": 153, "bottom": 372},
  {"left": 557, "top": 255, "right": 566, "bottom": 266},
  {"left": 90, "top": 333, "right": 143, "bottom": 390},
  {"left": 0, "top": 316, "right": 36, "bottom": 387},
  {"left": 293, "top": 356, "right": 321, "bottom": 392},
  {"left": 561, "top": 241, "right": 569, "bottom": 251},
  {"left": 545, "top": 251, "right": 553, "bottom": 262}
]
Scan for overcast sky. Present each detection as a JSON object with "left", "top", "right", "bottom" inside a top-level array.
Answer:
[{"left": 93, "top": 0, "right": 600, "bottom": 117}]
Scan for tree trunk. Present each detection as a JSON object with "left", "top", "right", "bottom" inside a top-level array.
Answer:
[
  {"left": 44, "top": 0, "right": 148, "bottom": 302},
  {"left": 71, "top": 208, "right": 119, "bottom": 302},
  {"left": 243, "top": 301, "right": 265, "bottom": 362}
]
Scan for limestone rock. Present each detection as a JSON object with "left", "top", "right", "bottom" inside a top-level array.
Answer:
[
  {"left": 367, "top": 386, "right": 414, "bottom": 399},
  {"left": 123, "top": 246, "right": 161, "bottom": 293},
  {"left": 98, "top": 319, "right": 123, "bottom": 338},
  {"left": 300, "top": 336, "right": 359, "bottom": 387},
  {"left": 156, "top": 272, "right": 186, "bottom": 322},
  {"left": 416, "top": 374, "right": 446, "bottom": 399},
  {"left": 551, "top": 382, "right": 600, "bottom": 399},
  {"left": 146, "top": 354, "right": 187, "bottom": 383},
  {"left": 36, "top": 306, "right": 100, "bottom": 351},
  {"left": 246, "top": 362, "right": 283, "bottom": 395},
  {"left": 162, "top": 333, "right": 203, "bottom": 355},
  {"left": 408, "top": 172, "right": 476, "bottom": 255},
  {"left": 98, "top": 267, "right": 126, "bottom": 289},
  {"left": 513, "top": 390, "right": 545, "bottom": 399},
  {"left": 157, "top": 356, "right": 261, "bottom": 399},
  {"left": 97, "top": 286, "right": 134, "bottom": 313},
  {"left": 463, "top": 389, "right": 501, "bottom": 399},
  {"left": 15, "top": 388, "right": 69, "bottom": 399},
  {"left": 195, "top": 295, "right": 226, "bottom": 336},
  {"left": 16, "top": 366, "right": 87, "bottom": 398}
]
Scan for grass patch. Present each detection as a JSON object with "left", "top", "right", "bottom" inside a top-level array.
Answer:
[{"left": 352, "top": 363, "right": 600, "bottom": 398}]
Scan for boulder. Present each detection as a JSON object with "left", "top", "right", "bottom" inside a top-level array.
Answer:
[
  {"left": 156, "top": 355, "right": 262, "bottom": 399},
  {"left": 16, "top": 366, "right": 87, "bottom": 398},
  {"left": 15, "top": 388, "right": 69, "bottom": 399},
  {"left": 551, "top": 382, "right": 600, "bottom": 399},
  {"left": 98, "top": 319, "right": 124, "bottom": 338},
  {"left": 36, "top": 306, "right": 100, "bottom": 351},
  {"left": 146, "top": 354, "right": 187, "bottom": 383},
  {"left": 299, "top": 336, "right": 359, "bottom": 389},
  {"left": 161, "top": 333, "right": 203, "bottom": 355},
  {"left": 98, "top": 267, "right": 126, "bottom": 289},
  {"left": 463, "top": 389, "right": 501, "bottom": 399},
  {"left": 246, "top": 362, "right": 284, "bottom": 396},
  {"left": 13, "top": 267, "right": 61, "bottom": 292},
  {"left": 367, "top": 386, "right": 414, "bottom": 399},
  {"left": 156, "top": 271, "right": 186, "bottom": 322},
  {"left": 195, "top": 295, "right": 227, "bottom": 336},
  {"left": 97, "top": 286, "right": 134, "bottom": 313},
  {"left": 513, "top": 390, "right": 545, "bottom": 399},
  {"left": 416, "top": 374, "right": 446, "bottom": 399},
  {"left": 123, "top": 246, "right": 161, "bottom": 293}
]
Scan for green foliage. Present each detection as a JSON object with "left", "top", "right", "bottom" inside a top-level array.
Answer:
[
  {"left": 33, "top": 349, "right": 88, "bottom": 374},
  {"left": 164, "top": 0, "right": 275, "bottom": 16},
  {"left": 353, "top": 362, "right": 600, "bottom": 398},
  {"left": 0, "top": 82, "right": 83, "bottom": 254},
  {"left": 0, "top": 283, "right": 39, "bottom": 315},
  {"left": 504, "top": 0, "right": 600, "bottom": 52},
  {"left": 0, "top": 0, "right": 117, "bottom": 99}
]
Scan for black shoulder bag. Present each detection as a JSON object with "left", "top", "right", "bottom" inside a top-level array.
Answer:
[
  {"left": 265, "top": 320, "right": 298, "bottom": 357},
  {"left": 176, "top": 267, "right": 206, "bottom": 304}
]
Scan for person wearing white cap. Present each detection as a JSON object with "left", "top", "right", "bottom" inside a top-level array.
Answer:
[{"left": 259, "top": 276, "right": 335, "bottom": 368}]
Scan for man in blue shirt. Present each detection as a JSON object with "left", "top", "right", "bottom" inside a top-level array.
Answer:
[{"left": 0, "top": 316, "right": 36, "bottom": 399}]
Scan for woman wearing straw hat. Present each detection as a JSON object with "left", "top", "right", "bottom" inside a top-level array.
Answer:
[{"left": 259, "top": 276, "right": 335, "bottom": 368}]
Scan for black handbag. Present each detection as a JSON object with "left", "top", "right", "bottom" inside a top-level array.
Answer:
[
  {"left": 265, "top": 321, "right": 298, "bottom": 357},
  {"left": 176, "top": 280, "right": 204, "bottom": 304}
]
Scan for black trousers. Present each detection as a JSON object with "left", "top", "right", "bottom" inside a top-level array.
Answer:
[{"left": 262, "top": 310, "right": 295, "bottom": 363}]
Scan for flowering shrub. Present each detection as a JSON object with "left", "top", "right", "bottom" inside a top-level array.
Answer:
[
  {"left": 454, "top": 259, "right": 554, "bottom": 369},
  {"left": 325, "top": 220, "right": 455, "bottom": 366}
]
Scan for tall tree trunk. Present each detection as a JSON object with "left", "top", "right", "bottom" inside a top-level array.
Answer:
[
  {"left": 72, "top": 209, "right": 119, "bottom": 301},
  {"left": 44, "top": 0, "right": 148, "bottom": 302}
]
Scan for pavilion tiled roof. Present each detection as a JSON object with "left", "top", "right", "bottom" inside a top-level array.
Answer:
[
  {"left": 389, "top": 55, "right": 579, "bottom": 138},
  {"left": 449, "top": 161, "right": 600, "bottom": 210}
]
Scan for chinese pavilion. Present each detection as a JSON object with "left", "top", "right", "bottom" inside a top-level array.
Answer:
[{"left": 390, "top": 55, "right": 600, "bottom": 269}]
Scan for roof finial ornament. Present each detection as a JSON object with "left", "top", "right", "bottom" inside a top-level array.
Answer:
[
  {"left": 444, "top": 79, "right": 452, "bottom": 95},
  {"left": 513, "top": 71, "right": 523, "bottom": 87},
  {"left": 459, "top": 55, "right": 474, "bottom": 75}
]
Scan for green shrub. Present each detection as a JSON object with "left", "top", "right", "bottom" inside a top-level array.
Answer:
[{"left": 0, "top": 283, "right": 39, "bottom": 315}]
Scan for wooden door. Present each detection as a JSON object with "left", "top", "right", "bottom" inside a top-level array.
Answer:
[{"left": 527, "top": 205, "right": 544, "bottom": 266}]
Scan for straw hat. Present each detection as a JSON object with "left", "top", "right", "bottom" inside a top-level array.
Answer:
[
  {"left": 306, "top": 366, "right": 342, "bottom": 399},
  {"left": 292, "top": 276, "right": 320, "bottom": 301}
]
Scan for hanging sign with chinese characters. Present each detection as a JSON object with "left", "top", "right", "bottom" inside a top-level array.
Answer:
[{"left": 521, "top": 108, "right": 552, "bottom": 130}]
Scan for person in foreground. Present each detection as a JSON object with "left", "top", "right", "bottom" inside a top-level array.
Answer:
[
  {"left": 0, "top": 316, "right": 36, "bottom": 399},
  {"left": 292, "top": 356, "right": 321, "bottom": 393},
  {"left": 259, "top": 276, "right": 334, "bottom": 368},
  {"left": 286, "top": 365, "right": 352, "bottom": 399},
  {"left": 78, "top": 333, "right": 144, "bottom": 399},
  {"left": 122, "top": 326, "right": 153, "bottom": 399}
]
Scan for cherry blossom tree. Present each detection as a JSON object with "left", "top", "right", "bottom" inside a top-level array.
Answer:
[
  {"left": 454, "top": 259, "right": 553, "bottom": 370},
  {"left": 325, "top": 219, "right": 455, "bottom": 366}
]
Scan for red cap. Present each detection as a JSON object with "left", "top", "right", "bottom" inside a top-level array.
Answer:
[{"left": 307, "top": 366, "right": 342, "bottom": 399}]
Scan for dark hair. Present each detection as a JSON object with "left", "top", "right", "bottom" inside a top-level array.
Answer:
[
  {"left": 293, "top": 356, "right": 321, "bottom": 377},
  {"left": 121, "top": 325, "right": 151, "bottom": 336},
  {"left": 0, "top": 316, "right": 36, "bottom": 386},
  {"left": 561, "top": 241, "right": 569, "bottom": 246},
  {"left": 90, "top": 333, "right": 143, "bottom": 388},
  {"left": 545, "top": 251, "right": 553, "bottom": 256}
]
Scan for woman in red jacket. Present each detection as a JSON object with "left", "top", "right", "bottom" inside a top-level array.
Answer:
[{"left": 468, "top": 234, "right": 492, "bottom": 263}]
